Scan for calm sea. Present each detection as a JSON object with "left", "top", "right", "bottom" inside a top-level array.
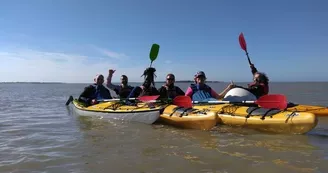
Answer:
[{"left": 0, "top": 82, "right": 328, "bottom": 173}]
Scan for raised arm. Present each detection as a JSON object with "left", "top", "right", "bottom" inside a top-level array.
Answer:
[
  {"left": 216, "top": 82, "right": 235, "bottom": 99},
  {"left": 250, "top": 63, "right": 258, "bottom": 75},
  {"left": 106, "top": 69, "right": 121, "bottom": 91}
]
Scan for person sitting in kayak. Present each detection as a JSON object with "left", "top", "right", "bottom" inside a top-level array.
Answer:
[
  {"left": 158, "top": 73, "right": 185, "bottom": 99},
  {"left": 185, "top": 71, "right": 234, "bottom": 101},
  {"left": 78, "top": 74, "right": 112, "bottom": 106},
  {"left": 127, "top": 67, "right": 160, "bottom": 99},
  {"left": 106, "top": 69, "right": 134, "bottom": 98},
  {"left": 247, "top": 63, "right": 269, "bottom": 98}
]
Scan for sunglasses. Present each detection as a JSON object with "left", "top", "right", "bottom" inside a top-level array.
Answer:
[
  {"left": 166, "top": 78, "right": 174, "bottom": 81},
  {"left": 196, "top": 75, "right": 205, "bottom": 79}
]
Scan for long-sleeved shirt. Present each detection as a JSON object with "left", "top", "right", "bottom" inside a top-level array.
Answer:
[{"left": 106, "top": 75, "right": 134, "bottom": 98}]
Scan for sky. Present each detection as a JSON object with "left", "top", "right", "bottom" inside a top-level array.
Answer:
[{"left": 0, "top": 0, "right": 327, "bottom": 83}]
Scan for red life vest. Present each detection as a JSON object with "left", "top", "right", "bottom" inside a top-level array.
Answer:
[{"left": 248, "top": 82, "right": 269, "bottom": 95}]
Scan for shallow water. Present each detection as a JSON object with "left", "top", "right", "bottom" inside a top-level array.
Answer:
[{"left": 0, "top": 82, "right": 328, "bottom": 173}]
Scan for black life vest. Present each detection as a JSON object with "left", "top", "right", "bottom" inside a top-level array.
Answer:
[
  {"left": 139, "top": 86, "right": 155, "bottom": 96},
  {"left": 91, "top": 84, "right": 112, "bottom": 100},
  {"left": 162, "top": 85, "right": 177, "bottom": 99},
  {"left": 115, "top": 85, "right": 134, "bottom": 98}
]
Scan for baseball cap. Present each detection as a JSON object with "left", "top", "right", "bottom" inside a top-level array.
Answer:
[{"left": 195, "top": 71, "right": 206, "bottom": 78}]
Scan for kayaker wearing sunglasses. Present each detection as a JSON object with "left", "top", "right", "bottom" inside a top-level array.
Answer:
[{"left": 158, "top": 73, "right": 185, "bottom": 99}]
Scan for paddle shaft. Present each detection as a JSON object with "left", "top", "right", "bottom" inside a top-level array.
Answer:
[
  {"left": 245, "top": 51, "right": 252, "bottom": 65},
  {"left": 192, "top": 100, "right": 256, "bottom": 104},
  {"left": 98, "top": 98, "right": 161, "bottom": 103},
  {"left": 98, "top": 98, "right": 138, "bottom": 102}
]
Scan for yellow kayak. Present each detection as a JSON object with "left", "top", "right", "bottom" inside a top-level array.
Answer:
[
  {"left": 159, "top": 104, "right": 217, "bottom": 130},
  {"left": 70, "top": 99, "right": 165, "bottom": 124},
  {"left": 193, "top": 103, "right": 318, "bottom": 134},
  {"left": 67, "top": 97, "right": 217, "bottom": 130},
  {"left": 286, "top": 102, "right": 328, "bottom": 117}
]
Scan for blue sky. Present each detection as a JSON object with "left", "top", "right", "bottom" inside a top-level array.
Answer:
[{"left": 0, "top": 0, "right": 327, "bottom": 83}]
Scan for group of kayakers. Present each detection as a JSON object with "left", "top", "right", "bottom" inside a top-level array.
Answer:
[{"left": 78, "top": 63, "right": 269, "bottom": 106}]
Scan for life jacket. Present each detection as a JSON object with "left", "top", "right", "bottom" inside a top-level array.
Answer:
[
  {"left": 190, "top": 84, "right": 214, "bottom": 101},
  {"left": 139, "top": 85, "right": 155, "bottom": 96},
  {"left": 115, "top": 85, "right": 134, "bottom": 98},
  {"left": 248, "top": 82, "right": 269, "bottom": 97},
  {"left": 92, "top": 84, "right": 112, "bottom": 100},
  {"left": 162, "top": 85, "right": 177, "bottom": 99}
]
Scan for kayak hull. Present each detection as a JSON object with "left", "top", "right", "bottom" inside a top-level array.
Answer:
[
  {"left": 287, "top": 103, "right": 328, "bottom": 117},
  {"left": 158, "top": 105, "right": 217, "bottom": 130},
  {"left": 193, "top": 104, "right": 318, "bottom": 134},
  {"left": 71, "top": 99, "right": 162, "bottom": 124}
]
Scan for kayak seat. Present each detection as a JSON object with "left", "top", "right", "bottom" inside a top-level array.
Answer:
[
  {"left": 246, "top": 107, "right": 282, "bottom": 120},
  {"left": 287, "top": 102, "right": 299, "bottom": 108},
  {"left": 170, "top": 107, "right": 199, "bottom": 117}
]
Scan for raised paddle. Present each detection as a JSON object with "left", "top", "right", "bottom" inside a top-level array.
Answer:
[
  {"left": 149, "top": 43, "right": 160, "bottom": 67},
  {"left": 173, "top": 94, "right": 288, "bottom": 110},
  {"left": 239, "top": 32, "right": 252, "bottom": 65}
]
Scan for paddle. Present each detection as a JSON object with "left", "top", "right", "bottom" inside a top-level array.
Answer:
[
  {"left": 173, "top": 94, "right": 288, "bottom": 110},
  {"left": 65, "top": 95, "right": 161, "bottom": 105},
  {"left": 239, "top": 32, "right": 252, "bottom": 65},
  {"left": 65, "top": 96, "right": 74, "bottom": 106},
  {"left": 98, "top": 95, "right": 160, "bottom": 102},
  {"left": 149, "top": 43, "right": 160, "bottom": 67},
  {"left": 172, "top": 95, "right": 193, "bottom": 108}
]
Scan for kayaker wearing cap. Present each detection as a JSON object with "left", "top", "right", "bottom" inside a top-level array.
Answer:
[
  {"left": 78, "top": 74, "right": 112, "bottom": 106},
  {"left": 158, "top": 73, "right": 185, "bottom": 99},
  {"left": 185, "top": 71, "right": 234, "bottom": 101},
  {"left": 127, "top": 67, "right": 160, "bottom": 99},
  {"left": 106, "top": 69, "right": 134, "bottom": 98},
  {"left": 247, "top": 63, "right": 269, "bottom": 98}
]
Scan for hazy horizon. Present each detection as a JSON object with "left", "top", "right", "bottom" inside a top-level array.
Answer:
[{"left": 1, "top": 80, "right": 328, "bottom": 84}]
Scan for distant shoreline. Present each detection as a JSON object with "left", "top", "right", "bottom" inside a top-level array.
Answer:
[
  {"left": 158, "top": 80, "right": 223, "bottom": 83},
  {"left": 0, "top": 82, "right": 65, "bottom": 84}
]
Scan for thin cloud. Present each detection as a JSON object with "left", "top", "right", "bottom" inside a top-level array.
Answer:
[
  {"left": 0, "top": 48, "right": 233, "bottom": 83},
  {"left": 164, "top": 60, "right": 172, "bottom": 64},
  {"left": 0, "top": 49, "right": 123, "bottom": 83},
  {"left": 0, "top": 48, "right": 181, "bottom": 83},
  {"left": 90, "top": 45, "right": 129, "bottom": 59}
]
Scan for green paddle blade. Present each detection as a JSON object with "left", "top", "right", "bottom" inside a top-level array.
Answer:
[{"left": 149, "top": 43, "right": 160, "bottom": 63}]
